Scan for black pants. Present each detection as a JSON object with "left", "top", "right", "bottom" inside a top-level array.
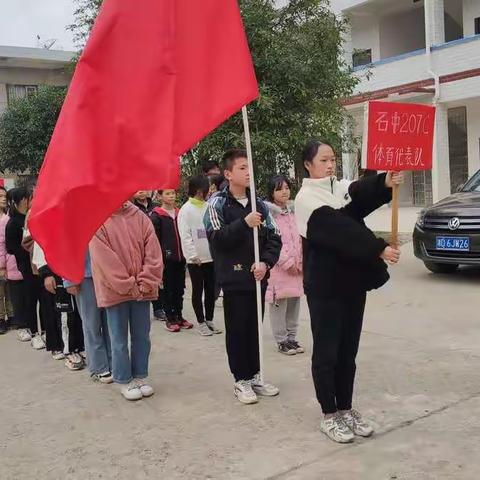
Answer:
[
  {"left": 223, "top": 289, "right": 265, "bottom": 382},
  {"left": 9, "top": 277, "right": 42, "bottom": 333},
  {"left": 188, "top": 262, "right": 215, "bottom": 324},
  {"left": 307, "top": 291, "right": 367, "bottom": 414},
  {"left": 163, "top": 261, "right": 186, "bottom": 319},
  {"left": 42, "top": 287, "right": 84, "bottom": 353},
  {"left": 151, "top": 288, "right": 164, "bottom": 314}
]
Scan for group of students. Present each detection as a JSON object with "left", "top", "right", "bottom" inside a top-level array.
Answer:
[{"left": 0, "top": 140, "right": 403, "bottom": 445}]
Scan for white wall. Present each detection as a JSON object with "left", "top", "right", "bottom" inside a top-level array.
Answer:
[
  {"left": 463, "top": 0, "right": 480, "bottom": 36},
  {"left": 379, "top": 9, "right": 425, "bottom": 59},
  {"left": 350, "top": 14, "right": 381, "bottom": 62},
  {"left": 467, "top": 99, "right": 480, "bottom": 176},
  {"left": 0, "top": 84, "right": 7, "bottom": 116}
]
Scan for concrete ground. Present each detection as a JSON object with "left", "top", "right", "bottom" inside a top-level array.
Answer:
[
  {"left": 365, "top": 206, "right": 420, "bottom": 234},
  {"left": 2, "top": 242, "right": 480, "bottom": 480}
]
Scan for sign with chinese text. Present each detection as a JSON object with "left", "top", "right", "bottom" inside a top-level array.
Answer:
[{"left": 362, "top": 101, "right": 436, "bottom": 171}]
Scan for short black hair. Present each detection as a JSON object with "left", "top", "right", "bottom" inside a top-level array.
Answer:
[
  {"left": 301, "top": 139, "right": 335, "bottom": 177},
  {"left": 222, "top": 149, "right": 248, "bottom": 172},
  {"left": 267, "top": 175, "right": 292, "bottom": 202},
  {"left": 7, "top": 187, "right": 32, "bottom": 215},
  {"left": 202, "top": 159, "right": 220, "bottom": 175},
  {"left": 210, "top": 174, "right": 226, "bottom": 191},
  {"left": 188, "top": 175, "right": 210, "bottom": 198}
]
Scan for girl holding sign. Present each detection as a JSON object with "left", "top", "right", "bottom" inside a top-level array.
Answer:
[{"left": 295, "top": 140, "right": 402, "bottom": 444}]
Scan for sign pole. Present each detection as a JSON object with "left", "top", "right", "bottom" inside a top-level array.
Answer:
[{"left": 391, "top": 182, "right": 399, "bottom": 248}]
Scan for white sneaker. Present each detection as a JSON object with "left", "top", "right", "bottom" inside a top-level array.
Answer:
[
  {"left": 234, "top": 380, "right": 258, "bottom": 405},
  {"left": 251, "top": 373, "right": 279, "bottom": 397},
  {"left": 206, "top": 321, "right": 222, "bottom": 334},
  {"left": 31, "top": 334, "right": 46, "bottom": 350},
  {"left": 51, "top": 351, "right": 65, "bottom": 360},
  {"left": 341, "top": 409, "right": 374, "bottom": 437},
  {"left": 320, "top": 414, "right": 355, "bottom": 444},
  {"left": 135, "top": 378, "right": 155, "bottom": 397},
  {"left": 120, "top": 381, "right": 143, "bottom": 401},
  {"left": 17, "top": 329, "right": 32, "bottom": 342},
  {"left": 198, "top": 322, "right": 213, "bottom": 336},
  {"left": 91, "top": 372, "right": 113, "bottom": 384}
]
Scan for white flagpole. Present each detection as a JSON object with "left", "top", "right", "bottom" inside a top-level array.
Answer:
[{"left": 241, "top": 105, "right": 265, "bottom": 384}]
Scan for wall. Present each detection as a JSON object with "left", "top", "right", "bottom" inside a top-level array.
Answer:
[
  {"left": 0, "top": 66, "right": 70, "bottom": 87},
  {"left": 0, "top": 84, "right": 7, "bottom": 115},
  {"left": 444, "top": 0, "right": 464, "bottom": 42},
  {"left": 350, "top": 14, "right": 381, "bottom": 62},
  {"left": 463, "top": 0, "right": 480, "bottom": 36},
  {"left": 379, "top": 8, "right": 426, "bottom": 59},
  {"left": 466, "top": 99, "right": 480, "bottom": 176}
]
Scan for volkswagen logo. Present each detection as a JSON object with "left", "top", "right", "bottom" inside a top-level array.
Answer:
[{"left": 448, "top": 217, "right": 461, "bottom": 230}]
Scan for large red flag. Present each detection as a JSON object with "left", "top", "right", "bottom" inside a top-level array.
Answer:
[{"left": 29, "top": 0, "right": 258, "bottom": 283}]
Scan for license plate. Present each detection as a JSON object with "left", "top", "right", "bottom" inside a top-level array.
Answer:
[{"left": 436, "top": 236, "right": 470, "bottom": 251}]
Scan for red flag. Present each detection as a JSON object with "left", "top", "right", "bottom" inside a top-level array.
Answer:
[{"left": 29, "top": 0, "right": 258, "bottom": 283}]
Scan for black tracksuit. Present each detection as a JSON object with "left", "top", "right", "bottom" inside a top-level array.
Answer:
[
  {"left": 205, "top": 188, "right": 282, "bottom": 381},
  {"left": 150, "top": 207, "right": 185, "bottom": 322},
  {"left": 303, "top": 173, "right": 392, "bottom": 414}
]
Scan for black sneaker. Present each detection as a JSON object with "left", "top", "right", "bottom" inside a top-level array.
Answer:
[
  {"left": 154, "top": 309, "right": 167, "bottom": 321},
  {"left": 0, "top": 321, "right": 7, "bottom": 335},
  {"left": 288, "top": 340, "right": 305, "bottom": 354},
  {"left": 278, "top": 342, "right": 296, "bottom": 355}
]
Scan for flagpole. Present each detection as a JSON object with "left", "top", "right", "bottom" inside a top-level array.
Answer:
[{"left": 242, "top": 105, "right": 265, "bottom": 384}]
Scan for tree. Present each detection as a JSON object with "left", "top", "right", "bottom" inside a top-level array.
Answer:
[{"left": 0, "top": 86, "right": 67, "bottom": 174}]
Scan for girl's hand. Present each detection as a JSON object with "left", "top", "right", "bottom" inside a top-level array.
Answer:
[
  {"left": 66, "top": 285, "right": 80, "bottom": 296},
  {"left": 385, "top": 171, "right": 404, "bottom": 188},
  {"left": 44, "top": 276, "right": 57, "bottom": 294},
  {"left": 380, "top": 246, "right": 401, "bottom": 265},
  {"left": 139, "top": 282, "right": 153, "bottom": 294},
  {"left": 251, "top": 262, "right": 268, "bottom": 281}
]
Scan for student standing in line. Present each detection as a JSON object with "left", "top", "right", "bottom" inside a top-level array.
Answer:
[
  {"left": 295, "top": 139, "right": 402, "bottom": 444},
  {"left": 202, "top": 159, "right": 221, "bottom": 179},
  {"left": 150, "top": 190, "right": 192, "bottom": 333},
  {"left": 264, "top": 175, "right": 304, "bottom": 356},
  {"left": 205, "top": 149, "right": 282, "bottom": 405},
  {"left": 178, "top": 175, "right": 222, "bottom": 337}
]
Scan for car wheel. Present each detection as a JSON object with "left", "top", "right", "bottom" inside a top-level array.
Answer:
[{"left": 423, "top": 262, "right": 459, "bottom": 274}]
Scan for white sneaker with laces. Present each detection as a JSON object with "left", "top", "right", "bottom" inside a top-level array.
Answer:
[
  {"left": 206, "top": 321, "right": 222, "bottom": 334},
  {"left": 31, "top": 334, "right": 46, "bottom": 350},
  {"left": 198, "top": 322, "right": 213, "bottom": 336},
  {"left": 120, "top": 381, "right": 143, "bottom": 401},
  {"left": 52, "top": 351, "right": 65, "bottom": 360},
  {"left": 251, "top": 373, "right": 279, "bottom": 397},
  {"left": 341, "top": 409, "right": 374, "bottom": 437},
  {"left": 17, "top": 329, "right": 32, "bottom": 342},
  {"left": 320, "top": 414, "right": 355, "bottom": 444},
  {"left": 91, "top": 372, "right": 113, "bottom": 384},
  {"left": 135, "top": 378, "right": 154, "bottom": 397},
  {"left": 234, "top": 380, "right": 258, "bottom": 404}
]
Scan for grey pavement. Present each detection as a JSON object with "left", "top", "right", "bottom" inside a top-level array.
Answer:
[{"left": 2, "top": 242, "right": 480, "bottom": 480}]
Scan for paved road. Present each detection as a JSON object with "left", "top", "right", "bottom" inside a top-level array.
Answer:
[{"left": 2, "top": 242, "right": 479, "bottom": 480}]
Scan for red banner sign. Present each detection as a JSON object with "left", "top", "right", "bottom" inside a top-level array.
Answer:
[{"left": 362, "top": 101, "right": 436, "bottom": 171}]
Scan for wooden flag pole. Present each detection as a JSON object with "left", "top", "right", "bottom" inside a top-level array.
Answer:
[
  {"left": 391, "top": 182, "right": 399, "bottom": 248},
  {"left": 242, "top": 105, "right": 265, "bottom": 384}
]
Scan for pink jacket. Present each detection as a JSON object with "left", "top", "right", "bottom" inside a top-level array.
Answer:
[
  {"left": 90, "top": 203, "right": 163, "bottom": 308},
  {"left": 265, "top": 202, "right": 303, "bottom": 303},
  {"left": 0, "top": 214, "right": 22, "bottom": 281}
]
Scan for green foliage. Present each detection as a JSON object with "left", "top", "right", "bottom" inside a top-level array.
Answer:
[
  {"left": 67, "top": 0, "right": 104, "bottom": 51},
  {"left": 0, "top": 86, "right": 67, "bottom": 174}
]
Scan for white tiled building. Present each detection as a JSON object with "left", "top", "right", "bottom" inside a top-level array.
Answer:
[{"left": 334, "top": 0, "right": 480, "bottom": 206}]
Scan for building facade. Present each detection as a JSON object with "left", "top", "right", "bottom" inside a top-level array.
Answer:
[{"left": 334, "top": 0, "right": 480, "bottom": 206}]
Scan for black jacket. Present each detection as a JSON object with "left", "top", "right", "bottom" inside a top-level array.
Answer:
[
  {"left": 204, "top": 188, "right": 282, "bottom": 292},
  {"left": 134, "top": 198, "right": 156, "bottom": 216},
  {"left": 5, "top": 212, "right": 33, "bottom": 280},
  {"left": 304, "top": 173, "right": 392, "bottom": 298},
  {"left": 150, "top": 207, "right": 184, "bottom": 263}
]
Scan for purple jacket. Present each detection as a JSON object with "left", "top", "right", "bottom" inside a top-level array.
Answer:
[
  {"left": 265, "top": 202, "right": 303, "bottom": 303},
  {"left": 0, "top": 214, "right": 22, "bottom": 281}
]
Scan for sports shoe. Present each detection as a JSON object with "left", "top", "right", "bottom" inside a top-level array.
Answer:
[
  {"left": 154, "top": 309, "right": 167, "bottom": 321},
  {"left": 178, "top": 317, "right": 193, "bottom": 329},
  {"left": 251, "top": 373, "right": 279, "bottom": 397},
  {"left": 288, "top": 340, "right": 305, "bottom": 354},
  {"left": 320, "top": 414, "right": 355, "bottom": 444},
  {"left": 17, "top": 329, "right": 32, "bottom": 342},
  {"left": 198, "top": 322, "right": 213, "bottom": 336},
  {"left": 206, "top": 321, "right": 222, "bottom": 334},
  {"left": 135, "top": 378, "right": 155, "bottom": 397},
  {"left": 64, "top": 353, "right": 85, "bottom": 371},
  {"left": 91, "top": 372, "right": 113, "bottom": 384},
  {"left": 234, "top": 380, "right": 258, "bottom": 405},
  {"left": 165, "top": 319, "right": 181, "bottom": 332},
  {"left": 52, "top": 351, "right": 65, "bottom": 360},
  {"left": 31, "top": 334, "right": 46, "bottom": 350},
  {"left": 341, "top": 409, "right": 374, "bottom": 437},
  {"left": 120, "top": 381, "right": 143, "bottom": 401},
  {"left": 278, "top": 342, "right": 296, "bottom": 355},
  {"left": 0, "top": 321, "right": 7, "bottom": 335},
  {"left": 80, "top": 351, "right": 87, "bottom": 360}
]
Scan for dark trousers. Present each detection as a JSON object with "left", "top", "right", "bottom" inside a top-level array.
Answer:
[
  {"left": 42, "top": 288, "right": 84, "bottom": 353},
  {"left": 307, "top": 291, "right": 367, "bottom": 414},
  {"left": 151, "top": 288, "right": 164, "bottom": 314},
  {"left": 163, "top": 261, "right": 186, "bottom": 319},
  {"left": 9, "top": 277, "right": 42, "bottom": 333},
  {"left": 223, "top": 289, "right": 265, "bottom": 382},
  {"left": 188, "top": 262, "right": 215, "bottom": 324}
]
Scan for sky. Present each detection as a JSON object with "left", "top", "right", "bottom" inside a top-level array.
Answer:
[{"left": 0, "top": 0, "right": 76, "bottom": 51}]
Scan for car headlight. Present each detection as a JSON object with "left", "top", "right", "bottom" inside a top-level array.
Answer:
[{"left": 416, "top": 210, "right": 426, "bottom": 228}]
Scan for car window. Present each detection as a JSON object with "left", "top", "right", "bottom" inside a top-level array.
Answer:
[{"left": 462, "top": 170, "right": 480, "bottom": 192}]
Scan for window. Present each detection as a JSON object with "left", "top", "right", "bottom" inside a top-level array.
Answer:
[
  {"left": 475, "top": 17, "right": 480, "bottom": 35},
  {"left": 6, "top": 84, "right": 38, "bottom": 104},
  {"left": 352, "top": 48, "right": 372, "bottom": 68}
]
